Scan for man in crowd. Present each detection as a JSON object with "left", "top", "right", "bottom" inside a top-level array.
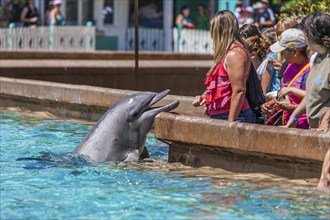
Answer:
[{"left": 255, "top": 0, "right": 275, "bottom": 30}]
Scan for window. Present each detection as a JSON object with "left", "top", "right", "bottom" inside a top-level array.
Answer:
[
  {"left": 129, "top": 0, "right": 163, "bottom": 28},
  {"left": 66, "top": 0, "right": 78, "bottom": 25},
  {"left": 103, "top": 0, "right": 114, "bottom": 25},
  {"left": 82, "top": 0, "right": 94, "bottom": 25}
]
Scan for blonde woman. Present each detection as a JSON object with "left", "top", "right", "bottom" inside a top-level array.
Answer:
[{"left": 193, "top": 10, "right": 255, "bottom": 123}]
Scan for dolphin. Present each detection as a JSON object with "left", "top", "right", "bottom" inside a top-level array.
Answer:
[{"left": 73, "top": 90, "right": 179, "bottom": 162}]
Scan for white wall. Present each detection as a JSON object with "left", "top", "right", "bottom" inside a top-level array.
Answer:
[{"left": 94, "top": 0, "right": 129, "bottom": 50}]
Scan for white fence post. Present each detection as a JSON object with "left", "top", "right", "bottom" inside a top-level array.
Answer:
[
  {"left": 173, "top": 27, "right": 212, "bottom": 54},
  {"left": 125, "top": 27, "right": 164, "bottom": 51}
]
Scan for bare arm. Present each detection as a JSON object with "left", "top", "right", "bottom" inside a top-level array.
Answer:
[
  {"left": 192, "top": 95, "right": 206, "bottom": 107},
  {"left": 225, "top": 49, "right": 250, "bottom": 122},
  {"left": 278, "top": 87, "right": 306, "bottom": 99},
  {"left": 261, "top": 68, "right": 272, "bottom": 95},
  {"left": 176, "top": 14, "right": 183, "bottom": 27},
  {"left": 284, "top": 96, "right": 307, "bottom": 127},
  {"left": 20, "top": 7, "right": 28, "bottom": 23},
  {"left": 20, "top": 7, "right": 38, "bottom": 24},
  {"left": 49, "top": 9, "right": 56, "bottom": 24}
]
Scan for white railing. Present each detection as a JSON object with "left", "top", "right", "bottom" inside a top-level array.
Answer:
[
  {"left": 125, "top": 27, "right": 212, "bottom": 53},
  {"left": 0, "top": 26, "right": 95, "bottom": 51},
  {"left": 173, "top": 28, "right": 212, "bottom": 54},
  {"left": 125, "top": 27, "right": 164, "bottom": 51}
]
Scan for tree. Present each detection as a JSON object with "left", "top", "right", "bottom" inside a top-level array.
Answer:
[{"left": 280, "top": 0, "right": 330, "bottom": 18}]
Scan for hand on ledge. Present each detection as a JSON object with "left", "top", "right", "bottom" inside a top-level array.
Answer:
[{"left": 192, "top": 95, "right": 206, "bottom": 107}]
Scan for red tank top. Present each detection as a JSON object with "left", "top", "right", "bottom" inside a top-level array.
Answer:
[{"left": 204, "top": 44, "right": 250, "bottom": 116}]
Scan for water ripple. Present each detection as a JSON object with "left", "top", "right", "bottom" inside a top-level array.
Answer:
[{"left": 0, "top": 111, "right": 329, "bottom": 219}]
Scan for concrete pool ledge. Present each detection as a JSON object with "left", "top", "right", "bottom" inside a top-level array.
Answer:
[
  {"left": 154, "top": 113, "right": 330, "bottom": 179},
  {"left": 0, "top": 77, "right": 203, "bottom": 121}
]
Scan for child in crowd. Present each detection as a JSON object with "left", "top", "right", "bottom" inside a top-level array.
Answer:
[
  {"left": 239, "top": 24, "right": 269, "bottom": 87},
  {"left": 261, "top": 27, "right": 280, "bottom": 93}
]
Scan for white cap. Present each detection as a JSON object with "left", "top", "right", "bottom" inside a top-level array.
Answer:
[
  {"left": 246, "top": 6, "right": 254, "bottom": 13},
  {"left": 270, "top": 28, "right": 306, "bottom": 53}
]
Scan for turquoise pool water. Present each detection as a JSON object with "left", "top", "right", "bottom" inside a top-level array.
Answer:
[{"left": 1, "top": 111, "right": 329, "bottom": 219}]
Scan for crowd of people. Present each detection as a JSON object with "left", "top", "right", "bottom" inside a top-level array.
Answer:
[
  {"left": 193, "top": 10, "right": 329, "bottom": 131},
  {"left": 176, "top": 0, "right": 283, "bottom": 31},
  {"left": 175, "top": 4, "right": 209, "bottom": 30},
  {"left": 192, "top": 10, "right": 329, "bottom": 189},
  {"left": 1, "top": 0, "right": 64, "bottom": 27}
]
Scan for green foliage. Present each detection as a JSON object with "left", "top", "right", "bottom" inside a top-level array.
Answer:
[
  {"left": 13, "top": 0, "right": 27, "bottom": 4},
  {"left": 281, "top": 0, "right": 330, "bottom": 18}
]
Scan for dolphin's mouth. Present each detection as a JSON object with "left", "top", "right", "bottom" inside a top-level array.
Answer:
[
  {"left": 146, "top": 90, "right": 179, "bottom": 113},
  {"left": 149, "top": 89, "right": 170, "bottom": 106}
]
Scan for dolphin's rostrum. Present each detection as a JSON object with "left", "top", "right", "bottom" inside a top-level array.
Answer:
[{"left": 73, "top": 90, "right": 179, "bottom": 162}]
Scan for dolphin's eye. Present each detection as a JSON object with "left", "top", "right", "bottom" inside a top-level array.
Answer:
[{"left": 132, "top": 112, "right": 138, "bottom": 118}]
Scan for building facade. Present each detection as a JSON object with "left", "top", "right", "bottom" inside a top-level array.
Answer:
[{"left": 2, "top": 0, "right": 251, "bottom": 51}]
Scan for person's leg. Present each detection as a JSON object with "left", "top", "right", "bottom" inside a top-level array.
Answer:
[
  {"left": 211, "top": 109, "right": 256, "bottom": 123},
  {"left": 318, "top": 148, "right": 330, "bottom": 190}
]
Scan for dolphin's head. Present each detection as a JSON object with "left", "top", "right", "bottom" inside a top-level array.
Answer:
[
  {"left": 122, "top": 90, "right": 179, "bottom": 159},
  {"left": 73, "top": 90, "right": 179, "bottom": 163}
]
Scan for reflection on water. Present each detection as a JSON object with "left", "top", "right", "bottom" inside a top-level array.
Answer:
[{"left": 0, "top": 110, "right": 329, "bottom": 219}]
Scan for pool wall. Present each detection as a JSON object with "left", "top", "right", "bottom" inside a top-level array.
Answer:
[
  {"left": 0, "top": 50, "right": 212, "bottom": 96},
  {"left": 1, "top": 77, "right": 328, "bottom": 179},
  {"left": 154, "top": 113, "right": 329, "bottom": 179}
]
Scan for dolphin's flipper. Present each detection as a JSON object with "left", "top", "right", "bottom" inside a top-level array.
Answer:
[{"left": 124, "top": 150, "right": 140, "bottom": 162}]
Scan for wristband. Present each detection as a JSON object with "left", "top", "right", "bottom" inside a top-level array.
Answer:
[{"left": 290, "top": 115, "right": 298, "bottom": 123}]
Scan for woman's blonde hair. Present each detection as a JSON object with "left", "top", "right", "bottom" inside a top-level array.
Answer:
[
  {"left": 275, "top": 17, "right": 298, "bottom": 39},
  {"left": 209, "top": 10, "right": 245, "bottom": 74},
  {"left": 293, "top": 15, "right": 305, "bottom": 24}
]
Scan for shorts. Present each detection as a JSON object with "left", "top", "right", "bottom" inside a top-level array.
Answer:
[{"left": 210, "top": 108, "right": 256, "bottom": 124}]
